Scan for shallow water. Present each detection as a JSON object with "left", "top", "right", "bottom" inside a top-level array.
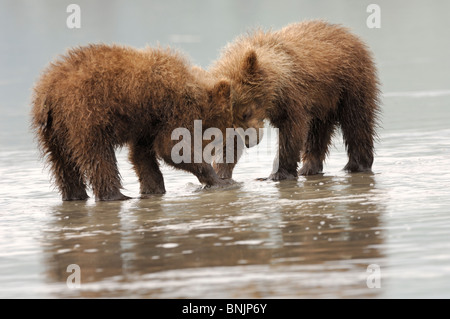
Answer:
[{"left": 1, "top": 0, "right": 450, "bottom": 298}]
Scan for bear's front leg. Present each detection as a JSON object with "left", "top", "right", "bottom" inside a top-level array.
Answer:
[
  {"left": 194, "top": 163, "right": 235, "bottom": 187},
  {"left": 266, "top": 169, "right": 298, "bottom": 181},
  {"left": 175, "top": 162, "right": 234, "bottom": 187},
  {"left": 212, "top": 162, "right": 235, "bottom": 179},
  {"left": 258, "top": 123, "right": 303, "bottom": 181},
  {"left": 257, "top": 168, "right": 297, "bottom": 181},
  {"left": 299, "top": 116, "right": 336, "bottom": 176},
  {"left": 212, "top": 137, "right": 245, "bottom": 179},
  {"left": 129, "top": 141, "right": 166, "bottom": 198}
]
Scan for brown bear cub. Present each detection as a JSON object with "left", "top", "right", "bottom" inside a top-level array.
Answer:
[
  {"left": 211, "top": 20, "right": 381, "bottom": 180},
  {"left": 31, "top": 44, "right": 232, "bottom": 201}
]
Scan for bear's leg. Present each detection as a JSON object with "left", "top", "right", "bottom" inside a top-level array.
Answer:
[
  {"left": 266, "top": 123, "right": 303, "bottom": 181},
  {"left": 212, "top": 138, "right": 243, "bottom": 179},
  {"left": 167, "top": 159, "right": 232, "bottom": 188},
  {"left": 41, "top": 127, "right": 89, "bottom": 201},
  {"left": 339, "top": 96, "right": 376, "bottom": 173},
  {"left": 56, "top": 157, "right": 89, "bottom": 201},
  {"left": 129, "top": 141, "right": 166, "bottom": 197},
  {"left": 76, "top": 138, "right": 130, "bottom": 201},
  {"left": 299, "top": 117, "right": 337, "bottom": 176},
  {"left": 212, "top": 161, "right": 236, "bottom": 179}
]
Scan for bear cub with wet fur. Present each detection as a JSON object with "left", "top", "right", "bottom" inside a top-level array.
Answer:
[
  {"left": 31, "top": 44, "right": 232, "bottom": 201},
  {"left": 211, "top": 20, "right": 381, "bottom": 180}
]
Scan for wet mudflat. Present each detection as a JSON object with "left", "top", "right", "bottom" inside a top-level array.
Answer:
[
  {"left": 2, "top": 119, "right": 450, "bottom": 298},
  {"left": 1, "top": 0, "right": 450, "bottom": 298}
]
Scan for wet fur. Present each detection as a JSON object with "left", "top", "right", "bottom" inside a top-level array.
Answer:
[
  {"left": 211, "top": 20, "right": 381, "bottom": 180},
  {"left": 31, "top": 44, "right": 232, "bottom": 201}
]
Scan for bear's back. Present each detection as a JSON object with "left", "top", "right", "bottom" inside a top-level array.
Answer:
[
  {"left": 33, "top": 44, "right": 198, "bottom": 126},
  {"left": 276, "top": 21, "right": 374, "bottom": 76}
]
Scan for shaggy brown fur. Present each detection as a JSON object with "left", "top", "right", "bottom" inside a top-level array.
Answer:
[
  {"left": 211, "top": 20, "right": 380, "bottom": 180},
  {"left": 31, "top": 44, "right": 233, "bottom": 201}
]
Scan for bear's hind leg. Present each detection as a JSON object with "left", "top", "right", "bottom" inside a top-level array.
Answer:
[
  {"left": 299, "top": 116, "right": 336, "bottom": 176},
  {"left": 129, "top": 140, "right": 166, "bottom": 197},
  {"left": 339, "top": 94, "right": 378, "bottom": 173},
  {"left": 58, "top": 160, "right": 89, "bottom": 201},
  {"left": 41, "top": 129, "right": 89, "bottom": 201},
  {"left": 75, "top": 135, "right": 130, "bottom": 201}
]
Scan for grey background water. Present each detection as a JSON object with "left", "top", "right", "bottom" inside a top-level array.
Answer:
[{"left": 1, "top": 0, "right": 450, "bottom": 298}]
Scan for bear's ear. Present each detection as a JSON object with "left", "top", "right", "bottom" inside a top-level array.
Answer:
[
  {"left": 212, "top": 80, "right": 231, "bottom": 101},
  {"left": 242, "top": 50, "right": 258, "bottom": 75}
]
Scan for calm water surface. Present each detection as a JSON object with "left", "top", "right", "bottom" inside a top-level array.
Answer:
[{"left": 1, "top": 0, "right": 450, "bottom": 298}]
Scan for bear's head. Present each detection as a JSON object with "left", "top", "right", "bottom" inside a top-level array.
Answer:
[
  {"left": 207, "top": 79, "right": 233, "bottom": 130},
  {"left": 206, "top": 79, "right": 262, "bottom": 148},
  {"left": 229, "top": 50, "right": 268, "bottom": 147}
]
